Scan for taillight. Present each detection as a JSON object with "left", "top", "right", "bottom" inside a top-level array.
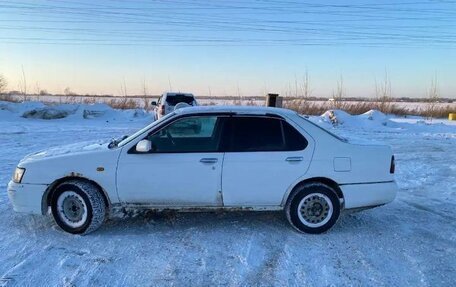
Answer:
[
  {"left": 390, "top": 155, "right": 395, "bottom": 174},
  {"left": 160, "top": 105, "right": 165, "bottom": 115}
]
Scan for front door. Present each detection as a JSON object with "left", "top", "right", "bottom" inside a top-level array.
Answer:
[{"left": 116, "top": 115, "right": 224, "bottom": 206}]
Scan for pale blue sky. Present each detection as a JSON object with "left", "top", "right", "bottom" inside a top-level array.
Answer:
[{"left": 0, "top": 0, "right": 455, "bottom": 98}]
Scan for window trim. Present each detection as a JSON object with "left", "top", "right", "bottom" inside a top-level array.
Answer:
[{"left": 126, "top": 112, "right": 308, "bottom": 154}]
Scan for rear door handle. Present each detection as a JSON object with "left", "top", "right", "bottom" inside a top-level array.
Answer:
[
  {"left": 286, "top": 156, "right": 303, "bottom": 162},
  {"left": 200, "top": 158, "right": 218, "bottom": 164}
]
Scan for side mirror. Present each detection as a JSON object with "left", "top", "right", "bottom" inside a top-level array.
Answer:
[
  {"left": 151, "top": 101, "right": 157, "bottom": 106},
  {"left": 136, "top": 139, "right": 152, "bottom": 153}
]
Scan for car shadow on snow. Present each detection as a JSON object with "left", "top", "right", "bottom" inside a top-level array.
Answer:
[
  {"left": 9, "top": 207, "right": 397, "bottom": 237},
  {"left": 92, "top": 209, "right": 389, "bottom": 236}
]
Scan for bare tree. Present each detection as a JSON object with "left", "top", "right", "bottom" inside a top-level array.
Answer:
[
  {"left": 167, "top": 76, "right": 173, "bottom": 91},
  {"left": 141, "top": 77, "right": 150, "bottom": 110},
  {"left": 426, "top": 75, "right": 439, "bottom": 120},
  {"left": 285, "top": 81, "right": 292, "bottom": 98},
  {"left": 285, "top": 70, "right": 312, "bottom": 112},
  {"left": 64, "top": 87, "right": 77, "bottom": 103},
  {"left": 375, "top": 70, "right": 393, "bottom": 113},
  {"left": 0, "top": 74, "right": 7, "bottom": 94},
  {"left": 236, "top": 82, "right": 242, "bottom": 104},
  {"left": 18, "top": 65, "right": 27, "bottom": 101},
  {"left": 34, "top": 82, "right": 41, "bottom": 101},
  {"left": 294, "top": 74, "right": 299, "bottom": 98},
  {"left": 331, "top": 75, "right": 345, "bottom": 109},
  {"left": 120, "top": 78, "right": 128, "bottom": 97},
  {"left": 64, "top": 87, "right": 73, "bottom": 95},
  {"left": 261, "top": 81, "right": 269, "bottom": 98},
  {"left": 117, "top": 78, "right": 130, "bottom": 108},
  {"left": 34, "top": 82, "right": 40, "bottom": 95},
  {"left": 301, "top": 69, "right": 312, "bottom": 101}
]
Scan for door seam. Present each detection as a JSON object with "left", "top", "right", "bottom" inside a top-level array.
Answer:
[{"left": 219, "top": 152, "right": 226, "bottom": 207}]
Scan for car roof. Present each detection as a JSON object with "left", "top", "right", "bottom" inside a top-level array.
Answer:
[{"left": 173, "top": 105, "right": 297, "bottom": 117}]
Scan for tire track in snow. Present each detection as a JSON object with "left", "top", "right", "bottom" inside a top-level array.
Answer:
[
  {"left": 0, "top": 243, "right": 115, "bottom": 287},
  {"left": 399, "top": 200, "right": 456, "bottom": 222}
]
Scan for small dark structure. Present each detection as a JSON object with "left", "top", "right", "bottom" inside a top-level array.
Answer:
[{"left": 265, "top": 93, "right": 282, "bottom": 108}]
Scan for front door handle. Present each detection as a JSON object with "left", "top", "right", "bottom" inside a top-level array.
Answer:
[
  {"left": 200, "top": 158, "right": 218, "bottom": 164},
  {"left": 286, "top": 156, "right": 303, "bottom": 162}
]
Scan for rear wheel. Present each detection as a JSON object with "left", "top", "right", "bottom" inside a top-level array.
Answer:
[
  {"left": 51, "top": 180, "right": 107, "bottom": 235},
  {"left": 285, "top": 182, "right": 341, "bottom": 234}
]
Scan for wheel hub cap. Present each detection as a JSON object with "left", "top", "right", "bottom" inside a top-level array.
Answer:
[
  {"left": 298, "top": 194, "right": 333, "bottom": 227},
  {"left": 57, "top": 191, "right": 88, "bottom": 228},
  {"left": 62, "top": 195, "right": 84, "bottom": 222}
]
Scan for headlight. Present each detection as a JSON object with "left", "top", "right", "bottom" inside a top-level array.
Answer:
[{"left": 13, "top": 167, "right": 25, "bottom": 183}]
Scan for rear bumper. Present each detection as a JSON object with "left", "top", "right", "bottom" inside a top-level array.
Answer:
[
  {"left": 341, "top": 181, "right": 397, "bottom": 209},
  {"left": 7, "top": 181, "right": 47, "bottom": 215}
]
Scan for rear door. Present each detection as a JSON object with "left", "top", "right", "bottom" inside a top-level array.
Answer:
[{"left": 221, "top": 116, "right": 313, "bottom": 207}]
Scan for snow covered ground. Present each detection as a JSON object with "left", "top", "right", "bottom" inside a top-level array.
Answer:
[{"left": 0, "top": 101, "right": 455, "bottom": 286}]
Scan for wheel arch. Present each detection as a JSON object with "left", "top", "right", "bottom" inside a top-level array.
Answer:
[
  {"left": 282, "top": 177, "right": 344, "bottom": 208},
  {"left": 42, "top": 176, "right": 111, "bottom": 215}
]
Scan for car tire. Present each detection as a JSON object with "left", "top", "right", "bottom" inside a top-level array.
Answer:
[
  {"left": 51, "top": 180, "right": 107, "bottom": 235},
  {"left": 285, "top": 182, "right": 341, "bottom": 234}
]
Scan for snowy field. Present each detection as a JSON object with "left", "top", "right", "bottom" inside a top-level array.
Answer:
[
  {"left": 5, "top": 93, "right": 456, "bottom": 112},
  {"left": 0, "top": 101, "right": 455, "bottom": 286}
]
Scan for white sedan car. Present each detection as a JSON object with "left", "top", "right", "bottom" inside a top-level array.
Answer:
[{"left": 8, "top": 106, "right": 397, "bottom": 234}]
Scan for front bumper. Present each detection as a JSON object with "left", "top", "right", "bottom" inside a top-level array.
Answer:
[
  {"left": 341, "top": 181, "right": 398, "bottom": 209},
  {"left": 7, "top": 181, "right": 48, "bottom": 214}
]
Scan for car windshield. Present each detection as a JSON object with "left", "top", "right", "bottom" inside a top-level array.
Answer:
[
  {"left": 166, "top": 94, "right": 194, "bottom": 106},
  {"left": 115, "top": 112, "right": 176, "bottom": 148}
]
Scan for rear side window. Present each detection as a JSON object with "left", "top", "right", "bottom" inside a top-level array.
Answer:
[
  {"left": 282, "top": 119, "right": 308, "bottom": 150},
  {"left": 223, "top": 117, "right": 307, "bottom": 152},
  {"left": 165, "top": 94, "right": 195, "bottom": 105}
]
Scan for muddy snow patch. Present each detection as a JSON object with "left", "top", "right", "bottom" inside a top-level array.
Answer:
[
  {"left": 0, "top": 101, "right": 154, "bottom": 122},
  {"left": 22, "top": 108, "right": 71, "bottom": 119},
  {"left": 320, "top": 109, "right": 352, "bottom": 126}
]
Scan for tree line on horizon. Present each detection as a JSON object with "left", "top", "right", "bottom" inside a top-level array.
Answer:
[{"left": 0, "top": 72, "right": 454, "bottom": 119}]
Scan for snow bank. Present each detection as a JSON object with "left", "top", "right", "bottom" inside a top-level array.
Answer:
[
  {"left": 319, "top": 109, "right": 394, "bottom": 128},
  {"left": 314, "top": 108, "right": 454, "bottom": 131},
  {"left": 307, "top": 109, "right": 456, "bottom": 144},
  {"left": 22, "top": 108, "right": 70, "bottom": 119},
  {"left": 0, "top": 101, "right": 154, "bottom": 122}
]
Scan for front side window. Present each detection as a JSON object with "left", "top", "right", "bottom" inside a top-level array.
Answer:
[
  {"left": 223, "top": 117, "right": 307, "bottom": 152},
  {"left": 147, "top": 116, "right": 221, "bottom": 152}
]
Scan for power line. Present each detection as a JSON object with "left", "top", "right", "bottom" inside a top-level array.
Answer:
[{"left": 0, "top": 0, "right": 454, "bottom": 48}]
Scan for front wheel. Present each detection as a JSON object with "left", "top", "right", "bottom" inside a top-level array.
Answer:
[
  {"left": 285, "top": 183, "right": 341, "bottom": 234},
  {"left": 51, "top": 180, "right": 107, "bottom": 235}
]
